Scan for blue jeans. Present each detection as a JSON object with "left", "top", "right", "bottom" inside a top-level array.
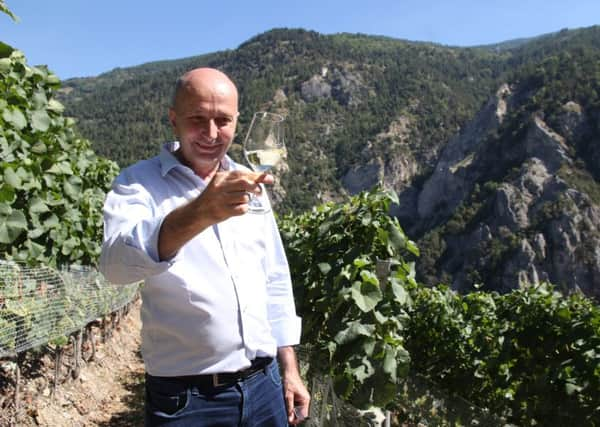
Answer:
[{"left": 144, "top": 359, "right": 288, "bottom": 426}]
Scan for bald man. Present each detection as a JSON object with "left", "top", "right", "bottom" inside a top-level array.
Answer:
[{"left": 100, "top": 68, "right": 309, "bottom": 426}]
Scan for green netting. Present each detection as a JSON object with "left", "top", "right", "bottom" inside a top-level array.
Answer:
[{"left": 0, "top": 260, "right": 139, "bottom": 358}]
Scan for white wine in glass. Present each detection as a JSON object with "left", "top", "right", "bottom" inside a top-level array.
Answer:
[{"left": 242, "top": 112, "right": 286, "bottom": 214}]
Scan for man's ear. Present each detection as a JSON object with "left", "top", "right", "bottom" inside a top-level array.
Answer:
[{"left": 168, "top": 109, "right": 177, "bottom": 129}]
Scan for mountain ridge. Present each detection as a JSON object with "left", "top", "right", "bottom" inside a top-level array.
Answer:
[{"left": 57, "top": 26, "right": 600, "bottom": 296}]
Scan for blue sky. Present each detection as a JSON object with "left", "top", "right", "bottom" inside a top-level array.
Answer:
[{"left": 2, "top": 0, "right": 599, "bottom": 80}]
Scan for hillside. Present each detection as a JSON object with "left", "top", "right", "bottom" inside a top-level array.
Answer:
[
  {"left": 58, "top": 29, "right": 507, "bottom": 210},
  {"left": 57, "top": 27, "right": 600, "bottom": 296}
]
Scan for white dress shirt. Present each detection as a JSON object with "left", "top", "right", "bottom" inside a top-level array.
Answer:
[{"left": 99, "top": 142, "right": 301, "bottom": 377}]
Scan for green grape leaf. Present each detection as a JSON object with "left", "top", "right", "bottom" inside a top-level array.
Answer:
[
  {"left": 61, "top": 236, "right": 80, "bottom": 255},
  {"left": 47, "top": 99, "right": 64, "bottom": 113},
  {"left": 31, "top": 90, "right": 48, "bottom": 109},
  {"left": 352, "top": 362, "right": 373, "bottom": 383},
  {"left": 28, "top": 226, "right": 46, "bottom": 239},
  {"left": 0, "top": 208, "right": 27, "bottom": 243},
  {"left": 390, "top": 276, "right": 410, "bottom": 304},
  {"left": 0, "top": 201, "right": 11, "bottom": 215},
  {"left": 29, "top": 197, "right": 49, "bottom": 214},
  {"left": 382, "top": 345, "right": 398, "bottom": 382},
  {"left": 43, "top": 213, "right": 60, "bottom": 228},
  {"left": 565, "top": 382, "right": 583, "bottom": 395},
  {"left": 25, "top": 239, "right": 46, "bottom": 259},
  {"left": 30, "top": 141, "right": 48, "bottom": 154},
  {"left": 64, "top": 179, "right": 81, "bottom": 199},
  {"left": 2, "top": 107, "right": 27, "bottom": 130},
  {"left": 0, "top": 183, "right": 16, "bottom": 203},
  {"left": 334, "top": 321, "right": 376, "bottom": 345},
  {"left": 318, "top": 262, "right": 331, "bottom": 274},
  {"left": 30, "top": 109, "right": 51, "bottom": 132},
  {"left": 45, "top": 74, "right": 60, "bottom": 85},
  {"left": 0, "top": 2, "right": 18, "bottom": 21},
  {"left": 351, "top": 279, "right": 382, "bottom": 312},
  {"left": 47, "top": 161, "right": 74, "bottom": 175},
  {"left": 388, "top": 224, "right": 407, "bottom": 251},
  {"left": 0, "top": 56, "right": 11, "bottom": 71}
]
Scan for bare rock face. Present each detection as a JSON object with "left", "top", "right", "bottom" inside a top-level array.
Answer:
[
  {"left": 273, "top": 88, "right": 288, "bottom": 104},
  {"left": 491, "top": 159, "right": 554, "bottom": 232},
  {"left": 341, "top": 115, "right": 417, "bottom": 195},
  {"left": 493, "top": 183, "right": 532, "bottom": 231},
  {"left": 417, "top": 84, "right": 512, "bottom": 221},
  {"left": 518, "top": 159, "right": 549, "bottom": 197},
  {"left": 408, "top": 84, "right": 600, "bottom": 297},
  {"left": 525, "top": 116, "right": 572, "bottom": 173},
  {"left": 557, "top": 101, "right": 589, "bottom": 140},
  {"left": 301, "top": 75, "right": 331, "bottom": 102},
  {"left": 342, "top": 156, "right": 384, "bottom": 194},
  {"left": 300, "top": 66, "right": 367, "bottom": 106},
  {"left": 443, "top": 165, "right": 600, "bottom": 296},
  {"left": 541, "top": 191, "right": 600, "bottom": 296},
  {"left": 330, "top": 68, "right": 365, "bottom": 107},
  {"left": 336, "top": 77, "right": 599, "bottom": 297},
  {"left": 503, "top": 239, "right": 540, "bottom": 291}
]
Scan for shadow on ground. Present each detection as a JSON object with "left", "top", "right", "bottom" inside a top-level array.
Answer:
[{"left": 97, "top": 352, "right": 145, "bottom": 427}]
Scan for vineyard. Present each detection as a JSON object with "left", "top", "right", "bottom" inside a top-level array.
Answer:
[
  {"left": 279, "top": 188, "right": 600, "bottom": 426},
  {"left": 1, "top": 9, "right": 144, "bottom": 424},
  {"left": 2, "top": 4, "right": 600, "bottom": 425},
  {"left": 0, "top": 262, "right": 139, "bottom": 425},
  {"left": 3, "top": 190, "right": 600, "bottom": 426}
]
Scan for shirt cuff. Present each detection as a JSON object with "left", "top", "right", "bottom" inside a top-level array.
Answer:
[
  {"left": 270, "top": 315, "right": 302, "bottom": 347},
  {"left": 100, "top": 215, "right": 176, "bottom": 284}
]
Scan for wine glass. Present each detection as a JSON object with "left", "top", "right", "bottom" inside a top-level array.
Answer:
[{"left": 242, "top": 112, "right": 286, "bottom": 214}]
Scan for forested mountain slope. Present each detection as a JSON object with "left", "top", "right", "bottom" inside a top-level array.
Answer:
[
  {"left": 59, "top": 28, "right": 507, "bottom": 209},
  {"left": 58, "top": 26, "right": 600, "bottom": 295}
]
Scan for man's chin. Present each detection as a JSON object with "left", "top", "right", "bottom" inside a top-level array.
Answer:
[{"left": 190, "top": 158, "right": 223, "bottom": 178}]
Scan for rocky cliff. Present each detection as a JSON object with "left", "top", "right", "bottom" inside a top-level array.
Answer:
[{"left": 394, "top": 83, "right": 600, "bottom": 296}]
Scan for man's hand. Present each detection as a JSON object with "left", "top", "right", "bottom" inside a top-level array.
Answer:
[
  {"left": 283, "top": 372, "right": 310, "bottom": 425},
  {"left": 158, "top": 170, "right": 273, "bottom": 260},
  {"left": 278, "top": 346, "right": 310, "bottom": 425},
  {"left": 198, "top": 170, "right": 273, "bottom": 223}
]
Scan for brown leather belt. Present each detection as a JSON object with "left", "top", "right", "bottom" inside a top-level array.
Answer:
[{"left": 162, "top": 357, "right": 273, "bottom": 388}]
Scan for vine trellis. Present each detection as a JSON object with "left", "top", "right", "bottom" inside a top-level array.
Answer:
[{"left": 0, "top": 260, "right": 139, "bottom": 422}]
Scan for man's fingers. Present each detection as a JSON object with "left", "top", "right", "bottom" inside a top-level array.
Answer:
[
  {"left": 285, "top": 391, "right": 295, "bottom": 421},
  {"left": 197, "top": 170, "right": 272, "bottom": 222},
  {"left": 221, "top": 191, "right": 251, "bottom": 209},
  {"left": 293, "top": 405, "right": 309, "bottom": 424},
  {"left": 211, "top": 170, "right": 273, "bottom": 191},
  {"left": 227, "top": 172, "right": 271, "bottom": 196},
  {"left": 254, "top": 172, "right": 274, "bottom": 185}
]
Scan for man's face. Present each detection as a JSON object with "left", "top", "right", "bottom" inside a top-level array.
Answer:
[{"left": 169, "top": 78, "right": 238, "bottom": 178}]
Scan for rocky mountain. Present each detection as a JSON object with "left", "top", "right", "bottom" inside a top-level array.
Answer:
[
  {"left": 408, "top": 83, "right": 600, "bottom": 296},
  {"left": 56, "top": 27, "right": 600, "bottom": 296}
]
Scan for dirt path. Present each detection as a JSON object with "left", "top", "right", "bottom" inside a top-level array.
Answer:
[{"left": 3, "top": 299, "right": 145, "bottom": 427}]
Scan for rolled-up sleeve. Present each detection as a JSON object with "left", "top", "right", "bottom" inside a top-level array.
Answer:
[{"left": 99, "top": 176, "right": 173, "bottom": 284}]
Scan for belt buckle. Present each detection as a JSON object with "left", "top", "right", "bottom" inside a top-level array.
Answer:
[{"left": 212, "top": 373, "right": 227, "bottom": 387}]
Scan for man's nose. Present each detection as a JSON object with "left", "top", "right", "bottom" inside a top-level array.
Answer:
[{"left": 202, "top": 119, "right": 218, "bottom": 140}]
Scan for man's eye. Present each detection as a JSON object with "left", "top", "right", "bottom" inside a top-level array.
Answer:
[
  {"left": 215, "top": 118, "right": 231, "bottom": 127},
  {"left": 190, "top": 117, "right": 207, "bottom": 124}
]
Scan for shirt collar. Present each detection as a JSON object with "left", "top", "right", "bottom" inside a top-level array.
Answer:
[{"left": 159, "top": 141, "right": 235, "bottom": 177}]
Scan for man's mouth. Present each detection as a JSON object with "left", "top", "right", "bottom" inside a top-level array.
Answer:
[{"left": 194, "top": 140, "right": 222, "bottom": 152}]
